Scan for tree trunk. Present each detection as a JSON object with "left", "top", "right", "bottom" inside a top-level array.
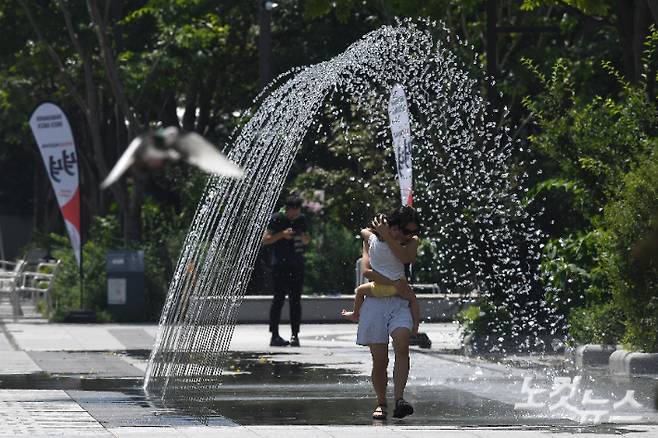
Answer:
[
  {"left": 646, "top": 0, "right": 658, "bottom": 25},
  {"left": 123, "top": 175, "right": 144, "bottom": 243},
  {"left": 21, "top": 0, "right": 143, "bottom": 246},
  {"left": 87, "top": 0, "right": 147, "bottom": 245},
  {"left": 33, "top": 158, "right": 45, "bottom": 232},
  {"left": 160, "top": 91, "right": 180, "bottom": 128},
  {"left": 196, "top": 75, "right": 217, "bottom": 135},
  {"left": 86, "top": 0, "right": 140, "bottom": 134},
  {"left": 634, "top": 0, "right": 653, "bottom": 83},
  {"left": 614, "top": 0, "right": 654, "bottom": 83},
  {"left": 615, "top": 0, "right": 636, "bottom": 82},
  {"left": 183, "top": 78, "right": 199, "bottom": 132}
]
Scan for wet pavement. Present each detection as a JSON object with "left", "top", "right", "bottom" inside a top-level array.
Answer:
[{"left": 1, "top": 307, "right": 658, "bottom": 436}]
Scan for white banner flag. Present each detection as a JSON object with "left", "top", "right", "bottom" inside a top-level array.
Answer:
[
  {"left": 388, "top": 84, "right": 413, "bottom": 206},
  {"left": 29, "top": 102, "right": 81, "bottom": 266}
]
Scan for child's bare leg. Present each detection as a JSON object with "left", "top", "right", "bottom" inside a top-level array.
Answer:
[
  {"left": 354, "top": 283, "right": 374, "bottom": 316},
  {"left": 341, "top": 284, "right": 373, "bottom": 322}
]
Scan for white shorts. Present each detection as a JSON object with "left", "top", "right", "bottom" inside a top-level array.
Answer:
[{"left": 356, "top": 296, "right": 413, "bottom": 345}]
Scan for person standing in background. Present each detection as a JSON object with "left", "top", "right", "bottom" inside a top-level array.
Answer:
[{"left": 262, "top": 194, "right": 310, "bottom": 347}]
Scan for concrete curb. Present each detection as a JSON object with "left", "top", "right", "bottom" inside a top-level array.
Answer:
[
  {"left": 236, "top": 294, "right": 475, "bottom": 323},
  {"left": 574, "top": 344, "right": 617, "bottom": 368},
  {"left": 609, "top": 349, "right": 658, "bottom": 376}
]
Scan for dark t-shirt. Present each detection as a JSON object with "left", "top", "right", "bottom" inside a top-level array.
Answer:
[{"left": 267, "top": 212, "right": 308, "bottom": 267}]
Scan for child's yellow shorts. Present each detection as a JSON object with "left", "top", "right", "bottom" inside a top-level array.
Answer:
[{"left": 369, "top": 281, "right": 398, "bottom": 297}]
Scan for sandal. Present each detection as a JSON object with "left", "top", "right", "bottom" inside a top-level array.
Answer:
[
  {"left": 393, "top": 398, "right": 414, "bottom": 419},
  {"left": 372, "top": 404, "right": 387, "bottom": 420}
]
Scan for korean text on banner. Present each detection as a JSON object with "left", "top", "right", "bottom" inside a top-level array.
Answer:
[
  {"left": 29, "top": 102, "right": 81, "bottom": 266},
  {"left": 388, "top": 84, "right": 413, "bottom": 206}
]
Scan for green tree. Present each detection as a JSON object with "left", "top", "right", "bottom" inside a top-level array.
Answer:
[
  {"left": 523, "top": 52, "right": 658, "bottom": 348},
  {"left": 522, "top": 0, "right": 658, "bottom": 85}
]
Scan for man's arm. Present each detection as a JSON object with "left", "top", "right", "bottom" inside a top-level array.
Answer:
[
  {"left": 262, "top": 227, "right": 294, "bottom": 245},
  {"left": 298, "top": 216, "right": 311, "bottom": 245}
]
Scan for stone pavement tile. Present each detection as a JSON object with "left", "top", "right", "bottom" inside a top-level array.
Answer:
[
  {"left": 68, "top": 390, "right": 235, "bottom": 428},
  {"left": 0, "top": 351, "right": 41, "bottom": 374},
  {"left": 180, "top": 426, "right": 266, "bottom": 437},
  {"left": 397, "top": 432, "right": 480, "bottom": 438},
  {"left": 6, "top": 324, "right": 125, "bottom": 351},
  {"left": 464, "top": 429, "right": 656, "bottom": 438},
  {"left": 27, "top": 352, "right": 143, "bottom": 377},
  {"left": 610, "top": 425, "right": 658, "bottom": 437},
  {"left": 118, "top": 353, "right": 148, "bottom": 373},
  {"left": 4, "top": 433, "right": 111, "bottom": 438},
  {"left": 4, "top": 325, "right": 79, "bottom": 351},
  {"left": 0, "top": 330, "right": 13, "bottom": 351},
  {"left": 108, "top": 329, "right": 154, "bottom": 351},
  {"left": 228, "top": 323, "right": 462, "bottom": 352},
  {"left": 0, "top": 389, "right": 74, "bottom": 402},
  {"left": 393, "top": 427, "right": 481, "bottom": 438},
  {"left": 0, "top": 389, "right": 109, "bottom": 437},
  {"left": 542, "top": 425, "right": 658, "bottom": 438},
  {"left": 465, "top": 430, "right": 547, "bottom": 438},
  {"left": 310, "top": 425, "right": 410, "bottom": 437},
  {"left": 116, "top": 426, "right": 658, "bottom": 438},
  {"left": 61, "top": 325, "right": 127, "bottom": 351},
  {"left": 107, "top": 427, "right": 183, "bottom": 437},
  {"left": 245, "top": 425, "right": 334, "bottom": 437},
  {"left": 109, "top": 426, "right": 264, "bottom": 437},
  {"left": 317, "top": 426, "right": 480, "bottom": 438}
]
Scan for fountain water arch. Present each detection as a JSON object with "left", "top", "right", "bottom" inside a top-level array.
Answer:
[{"left": 144, "top": 19, "right": 556, "bottom": 407}]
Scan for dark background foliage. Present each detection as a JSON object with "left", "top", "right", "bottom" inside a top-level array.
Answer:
[{"left": 2, "top": 1, "right": 657, "bottom": 351}]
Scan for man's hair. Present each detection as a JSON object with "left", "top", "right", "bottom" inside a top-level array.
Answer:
[
  {"left": 285, "top": 194, "right": 303, "bottom": 209},
  {"left": 387, "top": 205, "right": 421, "bottom": 231}
]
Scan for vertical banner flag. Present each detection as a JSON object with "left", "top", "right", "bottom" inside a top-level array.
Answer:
[
  {"left": 29, "top": 102, "right": 81, "bottom": 266},
  {"left": 388, "top": 84, "right": 413, "bottom": 206}
]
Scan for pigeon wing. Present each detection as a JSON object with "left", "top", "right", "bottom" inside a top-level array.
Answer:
[
  {"left": 178, "top": 133, "right": 244, "bottom": 178},
  {"left": 100, "top": 135, "right": 143, "bottom": 189}
]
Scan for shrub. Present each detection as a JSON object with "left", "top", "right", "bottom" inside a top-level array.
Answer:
[
  {"left": 457, "top": 302, "right": 519, "bottom": 353},
  {"left": 47, "top": 207, "right": 179, "bottom": 322},
  {"left": 522, "top": 55, "right": 658, "bottom": 351},
  {"left": 49, "top": 216, "right": 121, "bottom": 322},
  {"left": 568, "top": 302, "right": 625, "bottom": 345},
  {"left": 600, "top": 151, "right": 658, "bottom": 351},
  {"left": 304, "top": 222, "right": 360, "bottom": 295}
]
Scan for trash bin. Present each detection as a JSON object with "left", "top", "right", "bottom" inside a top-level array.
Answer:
[{"left": 106, "top": 250, "right": 145, "bottom": 321}]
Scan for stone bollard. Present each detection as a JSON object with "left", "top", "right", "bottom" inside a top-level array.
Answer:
[
  {"left": 609, "top": 350, "right": 658, "bottom": 376},
  {"left": 574, "top": 344, "right": 617, "bottom": 368}
]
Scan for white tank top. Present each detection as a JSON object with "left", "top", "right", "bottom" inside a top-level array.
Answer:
[{"left": 368, "top": 234, "right": 405, "bottom": 280}]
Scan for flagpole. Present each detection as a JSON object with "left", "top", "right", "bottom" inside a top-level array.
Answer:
[
  {"left": 388, "top": 84, "right": 430, "bottom": 348},
  {"left": 79, "top": 184, "right": 84, "bottom": 310},
  {"left": 29, "top": 101, "right": 94, "bottom": 322}
]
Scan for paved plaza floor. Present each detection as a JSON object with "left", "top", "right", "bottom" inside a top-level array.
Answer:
[{"left": 1, "top": 304, "right": 657, "bottom": 437}]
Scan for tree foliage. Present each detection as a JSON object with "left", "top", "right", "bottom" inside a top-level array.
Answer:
[
  {"left": 523, "top": 36, "right": 658, "bottom": 350},
  {"left": 1, "top": 0, "right": 656, "bottom": 338}
]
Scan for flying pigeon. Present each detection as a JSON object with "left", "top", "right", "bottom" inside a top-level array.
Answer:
[{"left": 100, "top": 127, "right": 243, "bottom": 189}]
